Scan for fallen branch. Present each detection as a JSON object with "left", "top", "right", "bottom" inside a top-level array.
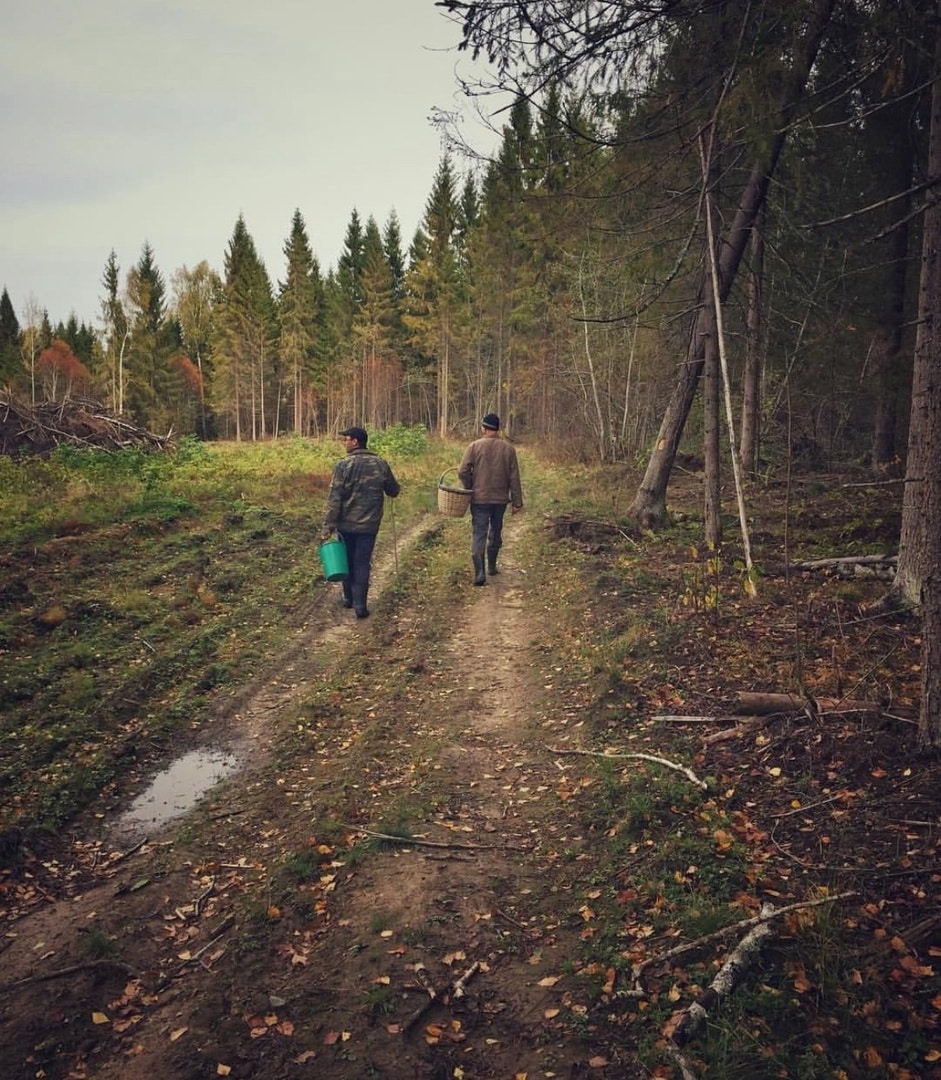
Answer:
[
  {"left": 107, "top": 836, "right": 147, "bottom": 867},
  {"left": 0, "top": 960, "right": 139, "bottom": 996},
  {"left": 664, "top": 1040, "right": 700, "bottom": 1080},
  {"left": 701, "top": 715, "right": 777, "bottom": 745},
  {"left": 546, "top": 746, "right": 707, "bottom": 789},
  {"left": 401, "top": 963, "right": 438, "bottom": 1033},
  {"left": 790, "top": 553, "right": 896, "bottom": 569},
  {"left": 652, "top": 715, "right": 739, "bottom": 724},
  {"left": 166, "top": 913, "right": 237, "bottom": 985},
  {"left": 669, "top": 905, "right": 776, "bottom": 1047},
  {"left": 452, "top": 960, "right": 481, "bottom": 1000},
  {"left": 619, "top": 891, "right": 857, "bottom": 1000},
  {"left": 344, "top": 825, "right": 490, "bottom": 851}
]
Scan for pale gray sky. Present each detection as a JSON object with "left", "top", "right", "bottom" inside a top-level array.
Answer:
[{"left": 1, "top": 0, "right": 499, "bottom": 327}]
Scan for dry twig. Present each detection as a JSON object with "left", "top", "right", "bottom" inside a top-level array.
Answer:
[{"left": 546, "top": 746, "right": 707, "bottom": 789}]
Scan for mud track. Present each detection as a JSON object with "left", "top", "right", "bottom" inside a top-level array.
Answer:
[{"left": 0, "top": 512, "right": 626, "bottom": 1079}]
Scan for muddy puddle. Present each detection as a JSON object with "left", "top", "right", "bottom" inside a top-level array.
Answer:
[{"left": 110, "top": 746, "right": 242, "bottom": 840}]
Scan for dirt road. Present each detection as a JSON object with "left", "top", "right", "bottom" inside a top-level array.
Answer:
[{"left": 0, "top": 513, "right": 628, "bottom": 1079}]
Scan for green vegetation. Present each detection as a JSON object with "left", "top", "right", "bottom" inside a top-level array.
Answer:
[{"left": 0, "top": 431, "right": 442, "bottom": 850}]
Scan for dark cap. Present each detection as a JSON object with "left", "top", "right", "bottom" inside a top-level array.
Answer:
[
  {"left": 339, "top": 425, "right": 368, "bottom": 446},
  {"left": 481, "top": 413, "right": 500, "bottom": 431}
]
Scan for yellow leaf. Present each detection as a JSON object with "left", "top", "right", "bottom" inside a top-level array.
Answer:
[
  {"left": 714, "top": 829, "right": 733, "bottom": 851},
  {"left": 544, "top": 1008, "right": 560, "bottom": 1019},
  {"left": 216, "top": 1066, "right": 231, "bottom": 1077},
  {"left": 538, "top": 975, "right": 561, "bottom": 987},
  {"left": 92, "top": 1011, "right": 110, "bottom": 1026},
  {"left": 169, "top": 1026, "right": 188, "bottom": 1042}
]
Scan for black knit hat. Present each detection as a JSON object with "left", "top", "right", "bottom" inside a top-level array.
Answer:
[{"left": 481, "top": 413, "right": 500, "bottom": 431}]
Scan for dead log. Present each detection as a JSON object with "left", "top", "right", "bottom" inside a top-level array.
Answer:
[
  {"left": 731, "top": 691, "right": 882, "bottom": 715},
  {"left": 763, "top": 553, "right": 897, "bottom": 579},
  {"left": 790, "top": 554, "right": 896, "bottom": 570}
]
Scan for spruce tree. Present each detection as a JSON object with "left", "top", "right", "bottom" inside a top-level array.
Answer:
[
  {"left": 0, "top": 287, "right": 22, "bottom": 389},
  {"left": 353, "top": 216, "right": 399, "bottom": 427},
  {"left": 213, "top": 215, "right": 276, "bottom": 440},
  {"left": 402, "top": 155, "right": 462, "bottom": 435},
  {"left": 278, "top": 209, "right": 322, "bottom": 434},
  {"left": 100, "top": 250, "right": 129, "bottom": 413},
  {"left": 124, "top": 243, "right": 173, "bottom": 426}
]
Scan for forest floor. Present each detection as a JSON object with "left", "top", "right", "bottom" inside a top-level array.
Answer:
[{"left": 0, "top": 463, "right": 939, "bottom": 1080}]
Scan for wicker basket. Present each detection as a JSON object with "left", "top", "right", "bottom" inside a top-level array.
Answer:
[{"left": 437, "top": 468, "right": 472, "bottom": 517}]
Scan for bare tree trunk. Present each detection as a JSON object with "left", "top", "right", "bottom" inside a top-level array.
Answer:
[
  {"left": 703, "top": 301, "right": 721, "bottom": 548},
  {"left": 627, "top": 0, "right": 837, "bottom": 526},
  {"left": 740, "top": 212, "right": 765, "bottom": 473},
  {"left": 908, "top": 1, "right": 941, "bottom": 750},
  {"left": 895, "top": 2, "right": 941, "bottom": 616},
  {"left": 868, "top": 52, "right": 917, "bottom": 473}
]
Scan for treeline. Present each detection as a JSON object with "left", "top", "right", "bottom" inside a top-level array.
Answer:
[{"left": 0, "top": 0, "right": 933, "bottom": 473}]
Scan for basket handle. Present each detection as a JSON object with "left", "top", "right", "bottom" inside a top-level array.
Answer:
[{"left": 438, "top": 467, "right": 461, "bottom": 486}]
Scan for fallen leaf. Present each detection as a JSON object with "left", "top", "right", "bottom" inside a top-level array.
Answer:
[
  {"left": 538, "top": 975, "right": 562, "bottom": 987},
  {"left": 169, "top": 1026, "right": 188, "bottom": 1042},
  {"left": 92, "top": 1011, "right": 110, "bottom": 1026},
  {"left": 216, "top": 1066, "right": 231, "bottom": 1077}
]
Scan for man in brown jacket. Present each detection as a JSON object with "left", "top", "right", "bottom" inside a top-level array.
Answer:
[{"left": 458, "top": 413, "right": 523, "bottom": 586}]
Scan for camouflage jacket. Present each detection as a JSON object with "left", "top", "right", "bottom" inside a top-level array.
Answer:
[{"left": 323, "top": 449, "right": 400, "bottom": 535}]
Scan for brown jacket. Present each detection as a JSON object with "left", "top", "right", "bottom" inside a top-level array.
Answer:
[{"left": 458, "top": 435, "right": 523, "bottom": 507}]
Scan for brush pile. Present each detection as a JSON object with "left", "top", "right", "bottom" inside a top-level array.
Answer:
[{"left": 0, "top": 395, "right": 171, "bottom": 455}]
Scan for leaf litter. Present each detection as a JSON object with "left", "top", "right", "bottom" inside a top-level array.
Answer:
[{"left": 0, "top": 469, "right": 937, "bottom": 1079}]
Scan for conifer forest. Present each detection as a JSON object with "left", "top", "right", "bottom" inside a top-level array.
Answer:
[{"left": 0, "top": 2, "right": 932, "bottom": 467}]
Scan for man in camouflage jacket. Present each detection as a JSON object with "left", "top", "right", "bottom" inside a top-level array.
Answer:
[{"left": 322, "top": 426, "right": 400, "bottom": 618}]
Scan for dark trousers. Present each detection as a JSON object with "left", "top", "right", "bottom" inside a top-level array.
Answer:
[
  {"left": 470, "top": 503, "right": 507, "bottom": 557},
  {"left": 339, "top": 530, "right": 377, "bottom": 590}
]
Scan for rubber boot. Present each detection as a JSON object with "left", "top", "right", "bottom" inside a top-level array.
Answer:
[
  {"left": 341, "top": 581, "right": 353, "bottom": 609},
  {"left": 352, "top": 583, "right": 370, "bottom": 618},
  {"left": 473, "top": 555, "right": 487, "bottom": 586},
  {"left": 487, "top": 548, "right": 499, "bottom": 575}
]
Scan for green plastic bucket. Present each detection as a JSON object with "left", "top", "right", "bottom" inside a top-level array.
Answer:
[{"left": 319, "top": 539, "right": 349, "bottom": 582}]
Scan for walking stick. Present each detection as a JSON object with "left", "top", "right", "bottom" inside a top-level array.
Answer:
[{"left": 390, "top": 497, "right": 399, "bottom": 574}]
